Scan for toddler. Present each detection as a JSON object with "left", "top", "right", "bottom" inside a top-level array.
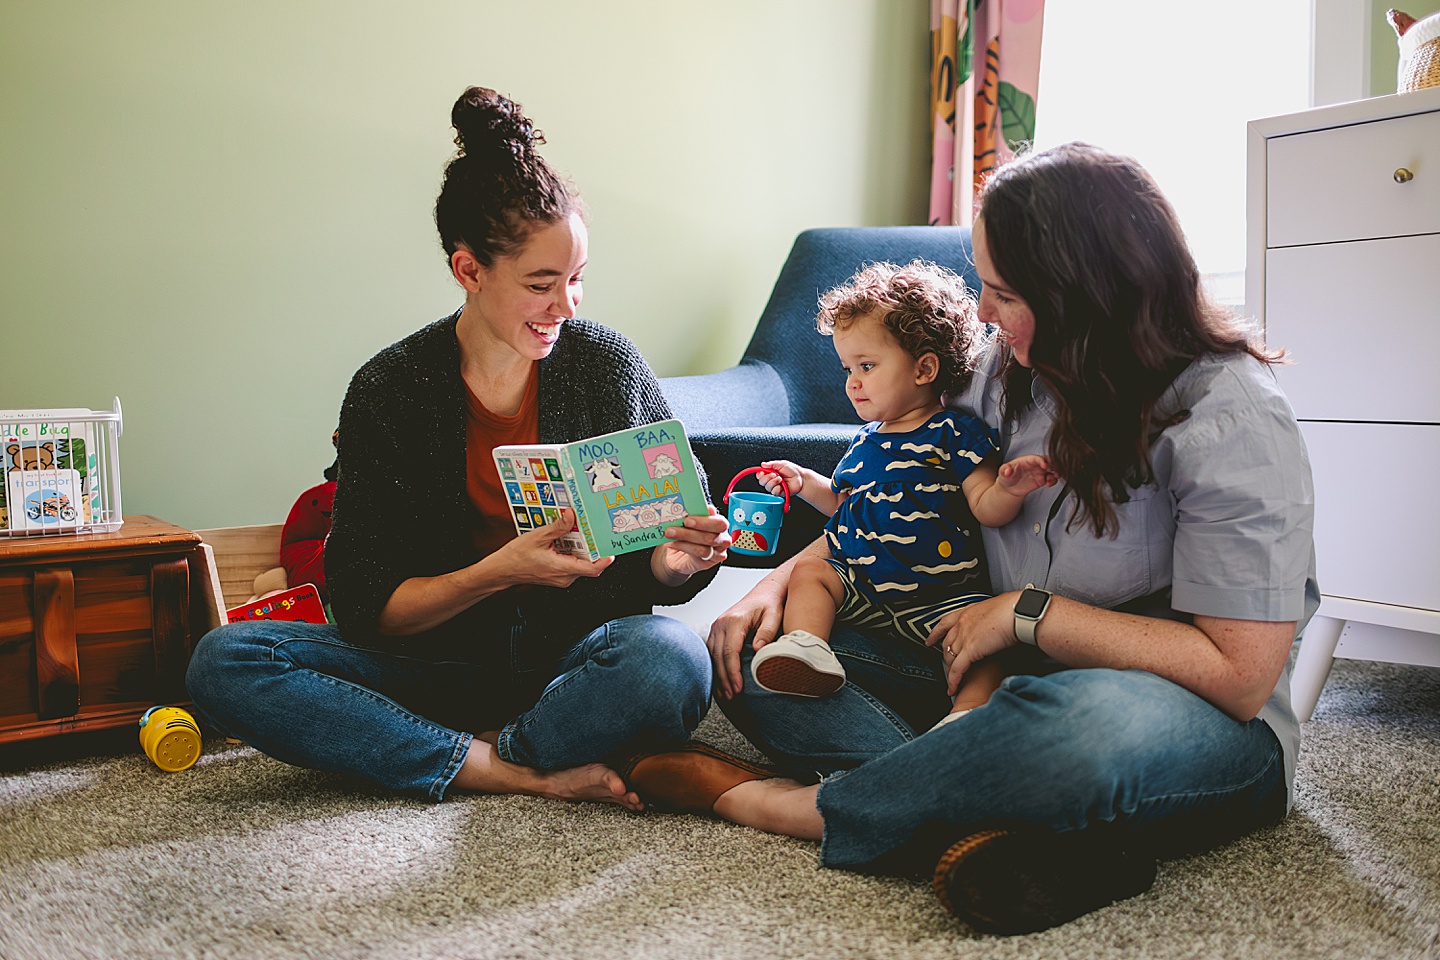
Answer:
[{"left": 750, "top": 260, "right": 1055, "bottom": 722}]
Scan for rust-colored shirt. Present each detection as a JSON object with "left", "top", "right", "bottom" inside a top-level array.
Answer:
[{"left": 465, "top": 366, "right": 539, "bottom": 558}]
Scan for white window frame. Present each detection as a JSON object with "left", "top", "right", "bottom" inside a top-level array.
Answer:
[{"left": 1312, "top": 0, "right": 1371, "bottom": 106}]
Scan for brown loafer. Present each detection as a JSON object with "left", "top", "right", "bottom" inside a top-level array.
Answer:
[
  {"left": 932, "top": 827, "right": 1157, "bottom": 935},
  {"left": 620, "top": 743, "right": 777, "bottom": 816}
]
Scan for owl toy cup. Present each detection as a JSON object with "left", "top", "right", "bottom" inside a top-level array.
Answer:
[{"left": 723, "top": 466, "right": 791, "bottom": 557}]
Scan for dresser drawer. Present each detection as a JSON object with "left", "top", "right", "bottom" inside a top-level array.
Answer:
[
  {"left": 1266, "top": 233, "right": 1440, "bottom": 423},
  {"left": 1267, "top": 108, "right": 1440, "bottom": 248},
  {"left": 1301, "top": 421, "right": 1440, "bottom": 611}
]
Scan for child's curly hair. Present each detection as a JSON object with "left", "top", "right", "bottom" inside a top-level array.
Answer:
[{"left": 816, "top": 259, "right": 982, "bottom": 397}]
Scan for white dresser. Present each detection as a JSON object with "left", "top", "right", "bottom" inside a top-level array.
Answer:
[{"left": 1246, "top": 87, "right": 1440, "bottom": 721}]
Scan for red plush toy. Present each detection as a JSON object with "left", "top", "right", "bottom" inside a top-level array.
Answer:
[
  {"left": 281, "top": 481, "right": 334, "bottom": 600},
  {"left": 280, "top": 430, "right": 338, "bottom": 601}
]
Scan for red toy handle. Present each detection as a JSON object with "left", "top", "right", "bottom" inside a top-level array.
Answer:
[{"left": 724, "top": 466, "right": 791, "bottom": 513}]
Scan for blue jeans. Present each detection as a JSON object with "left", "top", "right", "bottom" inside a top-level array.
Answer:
[
  {"left": 186, "top": 614, "right": 711, "bottom": 801},
  {"left": 718, "top": 626, "right": 1287, "bottom": 874}
]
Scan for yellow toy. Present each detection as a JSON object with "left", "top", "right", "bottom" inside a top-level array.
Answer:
[{"left": 138, "top": 706, "right": 202, "bottom": 772}]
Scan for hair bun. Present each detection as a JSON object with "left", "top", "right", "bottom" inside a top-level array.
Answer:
[
  {"left": 435, "top": 84, "right": 577, "bottom": 265},
  {"left": 451, "top": 86, "right": 545, "bottom": 159}
]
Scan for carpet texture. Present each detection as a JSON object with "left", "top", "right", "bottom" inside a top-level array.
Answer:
[{"left": 2, "top": 658, "right": 1436, "bottom": 960}]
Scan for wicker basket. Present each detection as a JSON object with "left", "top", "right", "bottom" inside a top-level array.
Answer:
[{"left": 1395, "top": 9, "right": 1440, "bottom": 92}]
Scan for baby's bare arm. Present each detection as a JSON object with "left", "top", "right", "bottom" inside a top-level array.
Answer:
[{"left": 963, "top": 454, "right": 1059, "bottom": 527}]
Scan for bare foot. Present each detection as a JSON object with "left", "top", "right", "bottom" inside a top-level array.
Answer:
[
  {"left": 529, "top": 762, "right": 643, "bottom": 812},
  {"left": 452, "top": 739, "right": 642, "bottom": 810}
]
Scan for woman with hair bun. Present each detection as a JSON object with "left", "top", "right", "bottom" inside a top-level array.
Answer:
[
  {"left": 187, "top": 87, "right": 730, "bottom": 807},
  {"left": 623, "top": 142, "right": 1317, "bottom": 935}
]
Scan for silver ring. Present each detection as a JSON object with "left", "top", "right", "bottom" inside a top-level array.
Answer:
[{"left": 702, "top": 546, "right": 716, "bottom": 562}]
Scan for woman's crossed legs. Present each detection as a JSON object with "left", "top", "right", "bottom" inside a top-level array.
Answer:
[
  {"left": 185, "top": 614, "right": 711, "bottom": 804},
  {"left": 716, "top": 629, "right": 1283, "bottom": 860}
]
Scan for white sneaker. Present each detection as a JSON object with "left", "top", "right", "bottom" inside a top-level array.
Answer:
[{"left": 751, "top": 630, "right": 847, "bottom": 697}]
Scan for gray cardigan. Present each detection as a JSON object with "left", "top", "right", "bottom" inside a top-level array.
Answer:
[{"left": 324, "top": 311, "right": 716, "bottom": 663}]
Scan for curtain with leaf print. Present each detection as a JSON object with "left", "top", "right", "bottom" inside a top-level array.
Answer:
[{"left": 929, "top": 0, "right": 1045, "bottom": 225}]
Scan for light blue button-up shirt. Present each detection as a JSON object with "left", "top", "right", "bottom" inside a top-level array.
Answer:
[{"left": 953, "top": 345, "right": 1319, "bottom": 804}]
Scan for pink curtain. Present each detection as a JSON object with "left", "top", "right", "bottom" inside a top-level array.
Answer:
[{"left": 929, "top": 0, "right": 1045, "bottom": 225}]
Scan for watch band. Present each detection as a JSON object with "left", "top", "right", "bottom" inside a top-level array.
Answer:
[{"left": 1013, "top": 586, "right": 1053, "bottom": 646}]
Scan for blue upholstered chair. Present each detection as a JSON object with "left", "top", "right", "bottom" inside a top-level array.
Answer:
[{"left": 661, "top": 226, "right": 978, "bottom": 566}]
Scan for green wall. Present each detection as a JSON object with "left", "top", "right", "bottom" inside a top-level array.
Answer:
[
  {"left": 0, "top": 1, "right": 930, "bottom": 530},
  {"left": 1371, "top": 0, "right": 1440, "bottom": 95}
]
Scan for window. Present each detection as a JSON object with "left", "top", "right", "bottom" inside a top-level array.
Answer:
[{"left": 1033, "top": 0, "right": 1311, "bottom": 305}]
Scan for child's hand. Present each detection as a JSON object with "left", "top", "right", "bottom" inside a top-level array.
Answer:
[
  {"left": 758, "top": 460, "right": 803, "bottom": 497},
  {"left": 997, "top": 455, "right": 1059, "bottom": 497}
]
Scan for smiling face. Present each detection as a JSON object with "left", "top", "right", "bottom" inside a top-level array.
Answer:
[
  {"left": 832, "top": 311, "right": 940, "bottom": 431},
  {"left": 456, "top": 212, "right": 588, "bottom": 362},
  {"left": 972, "top": 217, "right": 1037, "bottom": 368}
]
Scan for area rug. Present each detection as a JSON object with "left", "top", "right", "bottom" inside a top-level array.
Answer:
[{"left": 2, "top": 658, "right": 1436, "bottom": 960}]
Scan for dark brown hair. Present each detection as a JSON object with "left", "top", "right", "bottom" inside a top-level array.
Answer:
[
  {"left": 434, "top": 86, "right": 580, "bottom": 267},
  {"left": 816, "top": 259, "right": 982, "bottom": 397},
  {"left": 979, "top": 142, "right": 1280, "bottom": 537}
]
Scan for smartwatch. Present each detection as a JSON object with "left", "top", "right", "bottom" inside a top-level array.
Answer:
[{"left": 1013, "top": 586, "right": 1053, "bottom": 646}]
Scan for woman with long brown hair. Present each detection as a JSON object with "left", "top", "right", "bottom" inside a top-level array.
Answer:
[{"left": 625, "top": 142, "right": 1316, "bottom": 935}]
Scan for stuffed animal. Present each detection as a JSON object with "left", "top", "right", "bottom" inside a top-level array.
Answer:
[
  {"left": 281, "top": 479, "right": 335, "bottom": 600},
  {"left": 278, "top": 429, "right": 339, "bottom": 601}
]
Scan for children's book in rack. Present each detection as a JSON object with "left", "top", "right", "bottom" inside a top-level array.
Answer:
[{"left": 1, "top": 398, "right": 124, "bottom": 537}]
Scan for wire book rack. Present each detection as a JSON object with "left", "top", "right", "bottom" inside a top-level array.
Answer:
[{"left": 1, "top": 398, "right": 124, "bottom": 537}]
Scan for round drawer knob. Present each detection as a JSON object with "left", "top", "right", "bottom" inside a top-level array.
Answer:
[{"left": 1393, "top": 167, "right": 1415, "bottom": 184}]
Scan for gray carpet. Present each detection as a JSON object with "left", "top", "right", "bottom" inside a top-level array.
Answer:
[{"left": 2, "top": 658, "right": 1437, "bottom": 960}]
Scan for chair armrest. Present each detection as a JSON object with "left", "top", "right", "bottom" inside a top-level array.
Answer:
[{"left": 660, "top": 360, "right": 790, "bottom": 434}]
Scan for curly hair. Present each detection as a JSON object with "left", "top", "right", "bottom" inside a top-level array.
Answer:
[
  {"left": 434, "top": 86, "right": 583, "bottom": 267},
  {"left": 815, "top": 259, "right": 982, "bottom": 397}
]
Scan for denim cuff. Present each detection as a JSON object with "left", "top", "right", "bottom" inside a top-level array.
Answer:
[
  {"left": 495, "top": 720, "right": 522, "bottom": 766},
  {"left": 430, "top": 731, "right": 474, "bottom": 802},
  {"left": 814, "top": 767, "right": 854, "bottom": 867}
]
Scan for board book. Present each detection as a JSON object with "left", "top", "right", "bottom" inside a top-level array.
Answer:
[
  {"left": 2, "top": 410, "right": 103, "bottom": 532},
  {"left": 226, "top": 583, "right": 328, "bottom": 624},
  {"left": 492, "top": 419, "right": 708, "bottom": 561},
  {"left": 4, "top": 468, "right": 83, "bottom": 532}
]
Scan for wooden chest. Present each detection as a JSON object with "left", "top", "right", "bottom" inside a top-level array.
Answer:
[{"left": 0, "top": 515, "right": 216, "bottom": 745}]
